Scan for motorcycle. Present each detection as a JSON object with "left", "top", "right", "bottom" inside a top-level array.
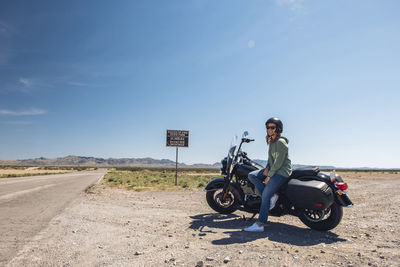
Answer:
[{"left": 204, "top": 132, "right": 353, "bottom": 231}]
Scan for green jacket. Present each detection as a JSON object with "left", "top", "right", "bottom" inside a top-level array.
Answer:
[{"left": 266, "top": 136, "right": 292, "bottom": 178}]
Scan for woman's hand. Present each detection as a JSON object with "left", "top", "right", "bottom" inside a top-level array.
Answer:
[
  {"left": 264, "top": 176, "right": 271, "bottom": 185},
  {"left": 263, "top": 168, "right": 269, "bottom": 177}
]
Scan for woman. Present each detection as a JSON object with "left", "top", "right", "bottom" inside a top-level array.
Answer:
[{"left": 244, "top": 117, "right": 292, "bottom": 232}]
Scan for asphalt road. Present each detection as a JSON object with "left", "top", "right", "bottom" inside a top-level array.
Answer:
[{"left": 0, "top": 169, "right": 106, "bottom": 265}]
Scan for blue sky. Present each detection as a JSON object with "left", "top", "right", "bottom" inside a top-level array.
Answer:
[{"left": 0, "top": 0, "right": 399, "bottom": 168}]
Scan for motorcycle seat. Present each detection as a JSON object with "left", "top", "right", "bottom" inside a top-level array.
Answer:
[{"left": 289, "top": 167, "right": 320, "bottom": 179}]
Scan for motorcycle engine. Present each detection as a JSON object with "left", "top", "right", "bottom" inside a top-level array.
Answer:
[{"left": 239, "top": 179, "right": 258, "bottom": 197}]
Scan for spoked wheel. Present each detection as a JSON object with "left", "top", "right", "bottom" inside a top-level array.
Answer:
[
  {"left": 206, "top": 188, "right": 237, "bottom": 214},
  {"left": 299, "top": 202, "right": 343, "bottom": 231}
]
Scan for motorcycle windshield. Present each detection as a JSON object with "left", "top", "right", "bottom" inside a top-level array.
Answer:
[
  {"left": 228, "top": 135, "right": 238, "bottom": 159},
  {"left": 225, "top": 135, "right": 237, "bottom": 176}
]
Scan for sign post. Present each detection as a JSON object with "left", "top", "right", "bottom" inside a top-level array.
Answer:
[
  {"left": 166, "top": 130, "right": 189, "bottom": 186},
  {"left": 175, "top": 147, "right": 178, "bottom": 185}
]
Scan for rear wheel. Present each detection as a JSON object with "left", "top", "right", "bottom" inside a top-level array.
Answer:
[
  {"left": 206, "top": 188, "right": 237, "bottom": 214},
  {"left": 299, "top": 202, "right": 343, "bottom": 231}
]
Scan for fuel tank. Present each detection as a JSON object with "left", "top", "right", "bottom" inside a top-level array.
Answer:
[{"left": 235, "top": 164, "right": 258, "bottom": 180}]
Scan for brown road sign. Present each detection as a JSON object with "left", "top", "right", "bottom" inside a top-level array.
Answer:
[{"left": 166, "top": 130, "right": 189, "bottom": 147}]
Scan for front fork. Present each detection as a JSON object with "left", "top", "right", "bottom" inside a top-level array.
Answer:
[{"left": 221, "top": 175, "right": 231, "bottom": 201}]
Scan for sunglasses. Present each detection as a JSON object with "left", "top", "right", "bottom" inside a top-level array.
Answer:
[{"left": 266, "top": 126, "right": 276, "bottom": 130}]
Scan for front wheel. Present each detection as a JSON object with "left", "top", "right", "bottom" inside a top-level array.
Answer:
[
  {"left": 299, "top": 202, "right": 343, "bottom": 231},
  {"left": 206, "top": 188, "right": 238, "bottom": 214}
]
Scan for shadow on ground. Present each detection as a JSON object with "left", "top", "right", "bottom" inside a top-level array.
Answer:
[{"left": 189, "top": 213, "right": 347, "bottom": 246}]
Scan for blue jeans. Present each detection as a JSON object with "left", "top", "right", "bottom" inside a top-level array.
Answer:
[{"left": 248, "top": 169, "right": 288, "bottom": 224}]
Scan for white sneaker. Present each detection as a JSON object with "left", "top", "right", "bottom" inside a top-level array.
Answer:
[
  {"left": 270, "top": 194, "right": 279, "bottom": 210},
  {"left": 243, "top": 222, "right": 264, "bottom": 232}
]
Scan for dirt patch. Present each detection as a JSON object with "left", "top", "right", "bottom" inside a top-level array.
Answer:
[
  {"left": 184, "top": 172, "right": 220, "bottom": 176},
  {"left": 0, "top": 168, "right": 75, "bottom": 175},
  {"left": 7, "top": 172, "right": 400, "bottom": 266}
]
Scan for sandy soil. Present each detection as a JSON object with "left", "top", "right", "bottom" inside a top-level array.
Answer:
[
  {"left": 6, "top": 172, "right": 400, "bottom": 267},
  {"left": 184, "top": 172, "right": 220, "bottom": 176},
  {"left": 0, "top": 167, "right": 75, "bottom": 175}
]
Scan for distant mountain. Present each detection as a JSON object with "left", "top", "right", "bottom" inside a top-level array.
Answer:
[
  {"left": 0, "top": 156, "right": 394, "bottom": 170},
  {"left": 0, "top": 155, "right": 219, "bottom": 168},
  {"left": 252, "top": 159, "right": 335, "bottom": 170}
]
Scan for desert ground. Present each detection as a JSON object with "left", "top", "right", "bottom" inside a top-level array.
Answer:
[
  {"left": 6, "top": 171, "right": 400, "bottom": 267},
  {"left": 0, "top": 167, "right": 76, "bottom": 176}
]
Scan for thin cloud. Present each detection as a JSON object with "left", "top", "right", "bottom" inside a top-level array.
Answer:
[
  {"left": 0, "top": 108, "right": 47, "bottom": 116},
  {"left": 248, "top": 40, "right": 255, "bottom": 48},
  {"left": 19, "top": 78, "right": 31, "bottom": 87},
  {"left": 276, "top": 0, "right": 308, "bottom": 17},
  {"left": 0, "top": 21, "right": 10, "bottom": 35},
  {"left": 68, "top": 81, "right": 88, "bottom": 86},
  {"left": 276, "top": 0, "right": 296, "bottom": 4}
]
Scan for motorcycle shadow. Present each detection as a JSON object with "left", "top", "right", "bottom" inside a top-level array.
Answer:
[
  {"left": 189, "top": 213, "right": 347, "bottom": 246},
  {"left": 189, "top": 213, "right": 248, "bottom": 233}
]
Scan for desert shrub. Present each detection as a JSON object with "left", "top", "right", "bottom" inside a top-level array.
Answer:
[{"left": 103, "top": 169, "right": 215, "bottom": 191}]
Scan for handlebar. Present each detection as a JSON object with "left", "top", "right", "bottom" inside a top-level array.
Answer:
[
  {"left": 239, "top": 151, "right": 251, "bottom": 161},
  {"left": 234, "top": 137, "right": 255, "bottom": 163}
]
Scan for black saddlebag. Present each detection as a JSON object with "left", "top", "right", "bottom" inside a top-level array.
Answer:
[{"left": 286, "top": 179, "right": 334, "bottom": 210}]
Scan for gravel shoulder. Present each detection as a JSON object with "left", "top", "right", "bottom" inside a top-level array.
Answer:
[{"left": 6, "top": 172, "right": 400, "bottom": 267}]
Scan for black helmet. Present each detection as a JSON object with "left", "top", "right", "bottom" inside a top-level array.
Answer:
[{"left": 265, "top": 117, "right": 283, "bottom": 133}]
